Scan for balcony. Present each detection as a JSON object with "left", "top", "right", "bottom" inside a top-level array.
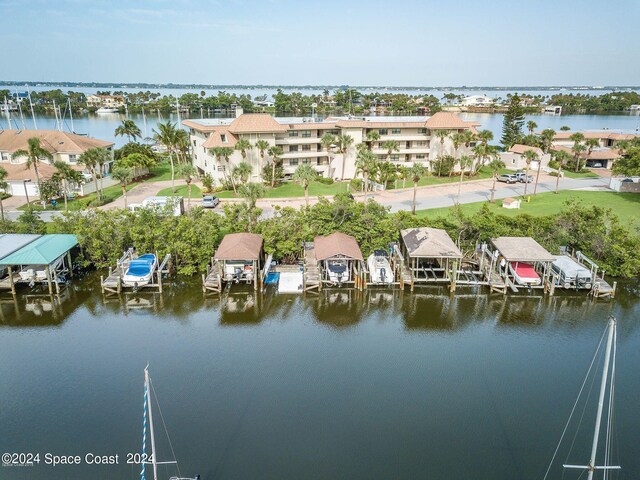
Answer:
[{"left": 275, "top": 136, "right": 320, "bottom": 145}]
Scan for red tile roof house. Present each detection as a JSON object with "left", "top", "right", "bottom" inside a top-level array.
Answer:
[
  {"left": 0, "top": 129, "right": 115, "bottom": 197},
  {"left": 183, "top": 111, "right": 479, "bottom": 186}
]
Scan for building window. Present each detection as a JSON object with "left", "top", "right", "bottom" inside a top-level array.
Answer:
[
  {"left": 1, "top": 152, "right": 10, "bottom": 161},
  {"left": 390, "top": 155, "right": 400, "bottom": 161},
  {"left": 416, "top": 154, "right": 426, "bottom": 160},
  {"left": 68, "top": 154, "right": 77, "bottom": 163},
  {"left": 416, "top": 141, "right": 426, "bottom": 147},
  {"left": 378, "top": 129, "right": 388, "bottom": 135},
  {"left": 221, "top": 134, "right": 227, "bottom": 143},
  {"left": 289, "top": 145, "right": 299, "bottom": 152},
  {"left": 418, "top": 128, "right": 427, "bottom": 134},
  {"left": 302, "top": 145, "right": 311, "bottom": 151},
  {"left": 329, "top": 129, "right": 340, "bottom": 135},
  {"left": 301, "top": 130, "right": 311, "bottom": 138},
  {"left": 392, "top": 128, "right": 401, "bottom": 134},
  {"left": 302, "top": 158, "right": 311, "bottom": 164},
  {"left": 289, "top": 131, "right": 299, "bottom": 137},
  {"left": 316, "top": 159, "right": 323, "bottom": 165},
  {"left": 217, "top": 166, "right": 225, "bottom": 171},
  {"left": 289, "top": 159, "right": 299, "bottom": 166}
]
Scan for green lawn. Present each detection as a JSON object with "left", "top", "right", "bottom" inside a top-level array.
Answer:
[
  {"left": 415, "top": 190, "right": 640, "bottom": 225},
  {"left": 143, "top": 159, "right": 174, "bottom": 183},
  {"left": 157, "top": 184, "right": 203, "bottom": 198},
  {"left": 562, "top": 170, "right": 600, "bottom": 179},
  {"left": 215, "top": 181, "right": 349, "bottom": 199},
  {"left": 19, "top": 183, "right": 138, "bottom": 211}
]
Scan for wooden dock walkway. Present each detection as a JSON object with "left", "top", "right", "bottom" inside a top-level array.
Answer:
[
  {"left": 303, "top": 243, "right": 320, "bottom": 291},
  {"left": 202, "top": 258, "right": 222, "bottom": 293}
]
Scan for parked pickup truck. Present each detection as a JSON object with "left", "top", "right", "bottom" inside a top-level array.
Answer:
[
  {"left": 497, "top": 174, "right": 518, "bottom": 184},
  {"left": 202, "top": 195, "right": 220, "bottom": 208}
]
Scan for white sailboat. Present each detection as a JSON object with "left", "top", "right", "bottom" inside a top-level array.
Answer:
[
  {"left": 544, "top": 317, "right": 620, "bottom": 480},
  {"left": 141, "top": 366, "right": 199, "bottom": 480}
]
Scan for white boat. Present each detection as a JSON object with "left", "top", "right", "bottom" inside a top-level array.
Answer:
[
  {"left": 551, "top": 255, "right": 593, "bottom": 289},
  {"left": 508, "top": 261, "right": 541, "bottom": 286},
  {"left": 544, "top": 317, "right": 620, "bottom": 480},
  {"left": 223, "top": 260, "right": 255, "bottom": 283},
  {"left": 141, "top": 366, "right": 200, "bottom": 480},
  {"left": 327, "top": 259, "right": 350, "bottom": 283},
  {"left": 122, "top": 254, "right": 157, "bottom": 287},
  {"left": 95, "top": 107, "right": 119, "bottom": 114},
  {"left": 367, "top": 250, "right": 392, "bottom": 284}
]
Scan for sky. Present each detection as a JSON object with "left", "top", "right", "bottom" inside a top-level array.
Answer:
[{"left": 1, "top": 0, "right": 639, "bottom": 86}]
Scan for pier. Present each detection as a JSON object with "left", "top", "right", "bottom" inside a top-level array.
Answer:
[{"left": 101, "top": 249, "right": 171, "bottom": 294}]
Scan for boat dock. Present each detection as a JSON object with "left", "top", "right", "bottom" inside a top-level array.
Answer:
[{"left": 101, "top": 249, "right": 171, "bottom": 294}]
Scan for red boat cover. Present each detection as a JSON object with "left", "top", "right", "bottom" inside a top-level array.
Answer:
[{"left": 510, "top": 262, "right": 540, "bottom": 280}]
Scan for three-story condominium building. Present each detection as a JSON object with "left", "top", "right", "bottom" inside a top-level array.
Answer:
[{"left": 183, "top": 112, "right": 479, "bottom": 184}]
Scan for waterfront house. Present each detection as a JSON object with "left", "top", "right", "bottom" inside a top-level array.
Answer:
[
  {"left": 500, "top": 144, "right": 549, "bottom": 171},
  {"left": 183, "top": 111, "right": 479, "bottom": 185},
  {"left": 313, "top": 232, "right": 364, "bottom": 287},
  {"left": 400, "top": 227, "right": 463, "bottom": 291},
  {"left": 460, "top": 95, "right": 495, "bottom": 107},
  {"left": 551, "top": 145, "right": 621, "bottom": 169},
  {"left": 86, "top": 94, "right": 126, "bottom": 109},
  {"left": 0, "top": 129, "right": 115, "bottom": 197}
]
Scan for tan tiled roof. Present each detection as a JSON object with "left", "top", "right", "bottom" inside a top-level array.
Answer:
[
  {"left": 288, "top": 123, "right": 337, "bottom": 130},
  {"left": 1, "top": 161, "right": 84, "bottom": 182},
  {"left": 202, "top": 129, "right": 238, "bottom": 149},
  {"left": 0, "top": 130, "right": 113, "bottom": 154},
  {"left": 314, "top": 232, "right": 363, "bottom": 261},
  {"left": 182, "top": 119, "right": 226, "bottom": 133},
  {"left": 509, "top": 144, "right": 543, "bottom": 156},
  {"left": 552, "top": 145, "right": 621, "bottom": 160},
  {"left": 553, "top": 131, "right": 639, "bottom": 141},
  {"left": 214, "top": 233, "right": 263, "bottom": 261},
  {"left": 424, "top": 112, "right": 479, "bottom": 130},
  {"left": 228, "top": 114, "right": 288, "bottom": 134}
]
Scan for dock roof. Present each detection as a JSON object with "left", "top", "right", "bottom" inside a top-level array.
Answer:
[
  {"left": 0, "top": 234, "right": 41, "bottom": 260},
  {"left": 314, "top": 232, "right": 364, "bottom": 261},
  {"left": 214, "top": 233, "right": 263, "bottom": 261},
  {"left": 401, "top": 227, "right": 463, "bottom": 259},
  {"left": 0, "top": 234, "right": 78, "bottom": 266},
  {"left": 492, "top": 237, "right": 555, "bottom": 263}
]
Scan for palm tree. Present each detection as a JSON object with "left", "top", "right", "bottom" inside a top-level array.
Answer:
[
  {"left": 152, "top": 121, "right": 178, "bottom": 193},
  {"left": 366, "top": 130, "right": 380, "bottom": 149},
  {"left": 235, "top": 138, "right": 252, "bottom": 160},
  {"left": 456, "top": 155, "right": 473, "bottom": 202},
  {"left": 53, "top": 161, "right": 75, "bottom": 211},
  {"left": 569, "top": 132, "right": 586, "bottom": 173},
  {"left": 174, "top": 129, "right": 190, "bottom": 164},
  {"left": 267, "top": 145, "right": 283, "bottom": 188},
  {"left": 218, "top": 146, "right": 236, "bottom": 191},
  {"left": 232, "top": 161, "right": 252, "bottom": 185},
  {"left": 376, "top": 161, "right": 396, "bottom": 187},
  {"left": 381, "top": 140, "right": 400, "bottom": 162},
  {"left": 238, "top": 182, "right": 265, "bottom": 231},
  {"left": 526, "top": 120, "right": 538, "bottom": 134},
  {"left": 293, "top": 164, "right": 317, "bottom": 207},
  {"left": 487, "top": 158, "right": 506, "bottom": 203},
  {"left": 0, "top": 166, "right": 7, "bottom": 221},
  {"left": 114, "top": 119, "right": 142, "bottom": 143},
  {"left": 476, "top": 129, "right": 493, "bottom": 146},
  {"left": 111, "top": 166, "right": 133, "bottom": 208},
  {"left": 355, "top": 149, "right": 378, "bottom": 200},
  {"left": 433, "top": 129, "right": 451, "bottom": 176},
  {"left": 552, "top": 150, "right": 572, "bottom": 193},
  {"left": 540, "top": 128, "right": 556, "bottom": 153},
  {"left": 335, "top": 134, "right": 354, "bottom": 180},
  {"left": 254, "top": 139, "right": 270, "bottom": 180},
  {"left": 78, "top": 147, "right": 110, "bottom": 202},
  {"left": 320, "top": 133, "right": 336, "bottom": 177},
  {"left": 521, "top": 149, "right": 538, "bottom": 196},
  {"left": 409, "top": 164, "right": 426, "bottom": 215},
  {"left": 585, "top": 138, "right": 599, "bottom": 168},
  {"left": 13, "top": 137, "right": 52, "bottom": 192},
  {"left": 177, "top": 163, "right": 198, "bottom": 208}
]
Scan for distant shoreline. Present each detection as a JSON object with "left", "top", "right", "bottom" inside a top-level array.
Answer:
[{"left": 1, "top": 81, "right": 640, "bottom": 91}]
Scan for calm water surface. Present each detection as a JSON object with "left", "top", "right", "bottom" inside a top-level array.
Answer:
[{"left": 1, "top": 275, "right": 639, "bottom": 480}]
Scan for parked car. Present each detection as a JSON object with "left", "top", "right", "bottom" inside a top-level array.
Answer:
[
  {"left": 515, "top": 172, "right": 534, "bottom": 183},
  {"left": 202, "top": 195, "right": 220, "bottom": 208},
  {"left": 497, "top": 174, "right": 518, "bottom": 184}
]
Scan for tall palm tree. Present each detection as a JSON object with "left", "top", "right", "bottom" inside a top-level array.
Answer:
[
  {"left": 0, "top": 166, "right": 7, "bottom": 221},
  {"left": 111, "top": 166, "right": 133, "bottom": 208},
  {"left": 376, "top": 161, "right": 396, "bottom": 187},
  {"left": 176, "top": 163, "right": 198, "bottom": 208},
  {"left": 235, "top": 138, "right": 252, "bottom": 160},
  {"left": 267, "top": 145, "right": 283, "bottom": 188},
  {"left": 232, "top": 161, "right": 252, "bottom": 185},
  {"left": 569, "top": 132, "right": 586, "bottom": 172},
  {"left": 526, "top": 120, "right": 538, "bottom": 134},
  {"left": 456, "top": 155, "right": 473, "bottom": 202},
  {"left": 53, "top": 161, "right": 75, "bottom": 211},
  {"left": 585, "top": 138, "right": 599, "bottom": 168},
  {"left": 114, "top": 119, "right": 142, "bottom": 143},
  {"left": 433, "top": 129, "right": 451, "bottom": 176},
  {"left": 78, "top": 147, "right": 110, "bottom": 202},
  {"left": 335, "top": 134, "right": 354, "bottom": 180},
  {"left": 174, "top": 129, "right": 190, "bottom": 164},
  {"left": 254, "top": 139, "right": 270, "bottom": 180},
  {"left": 366, "top": 130, "right": 380, "bottom": 149},
  {"left": 355, "top": 149, "right": 378, "bottom": 200},
  {"left": 238, "top": 182, "right": 265, "bottom": 231},
  {"left": 540, "top": 128, "right": 556, "bottom": 153},
  {"left": 381, "top": 140, "right": 400, "bottom": 162},
  {"left": 552, "top": 150, "right": 572, "bottom": 193},
  {"left": 293, "top": 163, "right": 317, "bottom": 207},
  {"left": 218, "top": 146, "right": 236, "bottom": 191},
  {"left": 320, "top": 133, "right": 336, "bottom": 177},
  {"left": 152, "top": 121, "right": 179, "bottom": 193},
  {"left": 521, "top": 149, "right": 538, "bottom": 196},
  {"left": 487, "top": 158, "right": 506, "bottom": 203},
  {"left": 476, "top": 129, "right": 493, "bottom": 146},
  {"left": 13, "top": 137, "right": 52, "bottom": 192},
  {"left": 409, "top": 163, "right": 426, "bottom": 215}
]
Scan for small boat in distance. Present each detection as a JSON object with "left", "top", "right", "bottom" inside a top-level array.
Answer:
[
  {"left": 508, "top": 261, "right": 541, "bottom": 286},
  {"left": 95, "top": 106, "right": 119, "bottom": 114},
  {"left": 122, "top": 254, "right": 157, "bottom": 287},
  {"left": 367, "top": 250, "right": 392, "bottom": 284}
]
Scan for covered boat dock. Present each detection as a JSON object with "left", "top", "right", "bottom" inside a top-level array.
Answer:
[
  {"left": 0, "top": 234, "right": 78, "bottom": 295},
  {"left": 399, "top": 227, "right": 464, "bottom": 291},
  {"left": 490, "top": 237, "right": 555, "bottom": 292},
  {"left": 203, "top": 233, "right": 266, "bottom": 293},
  {"left": 311, "top": 232, "right": 365, "bottom": 289}
]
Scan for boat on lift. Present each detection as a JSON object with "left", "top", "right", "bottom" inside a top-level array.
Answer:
[
  {"left": 122, "top": 254, "right": 157, "bottom": 287},
  {"left": 367, "top": 249, "right": 392, "bottom": 284},
  {"left": 508, "top": 261, "right": 541, "bottom": 286}
]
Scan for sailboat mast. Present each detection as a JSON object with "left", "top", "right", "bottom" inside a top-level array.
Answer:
[
  {"left": 68, "top": 98, "right": 75, "bottom": 133},
  {"left": 27, "top": 87, "right": 37, "bottom": 130},
  {"left": 4, "top": 96, "right": 11, "bottom": 130},
  {"left": 586, "top": 317, "right": 615, "bottom": 480},
  {"left": 142, "top": 107, "right": 147, "bottom": 139},
  {"left": 53, "top": 100, "right": 60, "bottom": 131},
  {"left": 144, "top": 367, "right": 159, "bottom": 480}
]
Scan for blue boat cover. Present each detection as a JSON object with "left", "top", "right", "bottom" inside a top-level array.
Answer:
[{"left": 126, "top": 255, "right": 156, "bottom": 277}]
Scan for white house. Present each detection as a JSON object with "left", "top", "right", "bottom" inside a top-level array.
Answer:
[
  {"left": 500, "top": 144, "right": 549, "bottom": 171},
  {"left": 460, "top": 95, "right": 495, "bottom": 107}
]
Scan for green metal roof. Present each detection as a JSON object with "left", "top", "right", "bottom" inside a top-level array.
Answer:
[{"left": 0, "top": 234, "right": 78, "bottom": 266}]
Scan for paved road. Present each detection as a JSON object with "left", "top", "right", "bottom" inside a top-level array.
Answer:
[{"left": 5, "top": 175, "right": 610, "bottom": 221}]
